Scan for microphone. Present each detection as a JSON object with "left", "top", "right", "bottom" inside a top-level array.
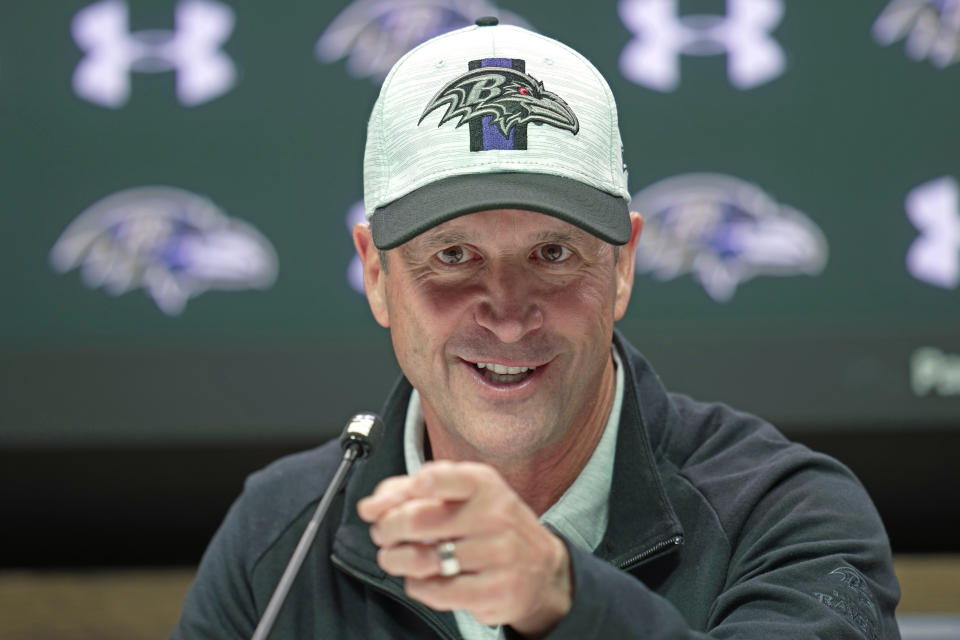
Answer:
[
  {"left": 338, "top": 412, "right": 383, "bottom": 459},
  {"left": 250, "top": 413, "right": 385, "bottom": 640}
]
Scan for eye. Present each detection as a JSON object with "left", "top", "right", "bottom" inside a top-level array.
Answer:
[
  {"left": 537, "top": 244, "right": 572, "bottom": 262},
  {"left": 436, "top": 245, "right": 471, "bottom": 265},
  {"left": 518, "top": 87, "right": 530, "bottom": 95}
]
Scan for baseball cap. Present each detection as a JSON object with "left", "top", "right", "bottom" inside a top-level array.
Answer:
[{"left": 363, "top": 17, "right": 631, "bottom": 250}]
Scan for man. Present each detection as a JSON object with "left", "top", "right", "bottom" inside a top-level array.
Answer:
[{"left": 174, "top": 19, "right": 900, "bottom": 639}]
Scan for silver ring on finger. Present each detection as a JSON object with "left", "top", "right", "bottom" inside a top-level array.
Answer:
[{"left": 437, "top": 540, "right": 460, "bottom": 577}]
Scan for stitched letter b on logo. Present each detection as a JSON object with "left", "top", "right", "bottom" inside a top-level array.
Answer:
[{"left": 466, "top": 75, "right": 506, "bottom": 106}]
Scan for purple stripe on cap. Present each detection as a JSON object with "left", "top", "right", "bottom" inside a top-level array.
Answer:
[
  {"left": 481, "top": 57, "right": 512, "bottom": 68},
  {"left": 479, "top": 57, "right": 514, "bottom": 150},
  {"left": 481, "top": 115, "right": 515, "bottom": 150}
]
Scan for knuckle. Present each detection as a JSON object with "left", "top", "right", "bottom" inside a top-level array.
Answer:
[
  {"left": 491, "top": 488, "right": 516, "bottom": 510},
  {"left": 423, "top": 460, "right": 452, "bottom": 478},
  {"left": 374, "top": 475, "right": 403, "bottom": 495},
  {"left": 392, "top": 501, "right": 421, "bottom": 537},
  {"left": 479, "top": 578, "right": 503, "bottom": 602},
  {"left": 407, "top": 500, "right": 438, "bottom": 533},
  {"left": 487, "top": 533, "right": 515, "bottom": 565},
  {"left": 504, "top": 533, "right": 524, "bottom": 564},
  {"left": 411, "top": 546, "right": 436, "bottom": 578},
  {"left": 376, "top": 547, "right": 398, "bottom": 575},
  {"left": 403, "top": 578, "right": 418, "bottom": 599},
  {"left": 403, "top": 577, "right": 425, "bottom": 601},
  {"left": 412, "top": 468, "right": 436, "bottom": 492},
  {"left": 488, "top": 495, "right": 519, "bottom": 526},
  {"left": 502, "top": 571, "right": 524, "bottom": 595},
  {"left": 477, "top": 464, "right": 501, "bottom": 484},
  {"left": 406, "top": 578, "right": 444, "bottom": 610}
]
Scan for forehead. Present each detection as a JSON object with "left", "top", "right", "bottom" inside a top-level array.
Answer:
[{"left": 402, "top": 209, "right": 602, "bottom": 252}]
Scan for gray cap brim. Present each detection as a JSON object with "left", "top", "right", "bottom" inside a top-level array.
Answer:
[{"left": 370, "top": 173, "right": 630, "bottom": 249}]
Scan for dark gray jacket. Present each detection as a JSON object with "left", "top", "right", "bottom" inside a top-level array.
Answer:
[{"left": 173, "top": 331, "right": 901, "bottom": 639}]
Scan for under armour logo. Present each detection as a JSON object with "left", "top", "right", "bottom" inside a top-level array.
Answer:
[
  {"left": 906, "top": 176, "right": 960, "bottom": 289},
  {"left": 72, "top": 0, "right": 236, "bottom": 108},
  {"left": 873, "top": 0, "right": 960, "bottom": 68},
  {"left": 618, "top": 0, "right": 785, "bottom": 92}
]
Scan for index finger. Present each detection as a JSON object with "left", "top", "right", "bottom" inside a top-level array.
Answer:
[
  {"left": 357, "top": 474, "right": 418, "bottom": 522},
  {"left": 357, "top": 461, "right": 492, "bottom": 523},
  {"left": 408, "top": 461, "right": 494, "bottom": 502}
]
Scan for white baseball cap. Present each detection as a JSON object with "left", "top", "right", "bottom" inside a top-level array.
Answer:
[{"left": 363, "top": 17, "right": 630, "bottom": 249}]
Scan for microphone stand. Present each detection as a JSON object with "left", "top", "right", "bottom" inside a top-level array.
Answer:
[{"left": 250, "top": 413, "right": 382, "bottom": 640}]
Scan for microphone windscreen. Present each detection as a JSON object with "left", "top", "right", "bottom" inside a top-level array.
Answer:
[{"left": 339, "top": 413, "right": 384, "bottom": 459}]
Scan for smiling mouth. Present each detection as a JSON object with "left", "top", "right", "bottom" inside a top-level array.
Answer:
[{"left": 471, "top": 361, "right": 538, "bottom": 385}]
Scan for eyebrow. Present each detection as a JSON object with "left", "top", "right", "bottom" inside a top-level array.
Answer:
[
  {"left": 411, "top": 230, "right": 471, "bottom": 249},
  {"left": 533, "top": 229, "right": 590, "bottom": 244},
  {"left": 401, "top": 231, "right": 472, "bottom": 257}
]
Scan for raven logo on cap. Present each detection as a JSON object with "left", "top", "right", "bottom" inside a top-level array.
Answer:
[{"left": 419, "top": 58, "right": 578, "bottom": 151}]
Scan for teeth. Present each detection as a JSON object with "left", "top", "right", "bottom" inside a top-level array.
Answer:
[{"left": 476, "top": 362, "right": 535, "bottom": 375}]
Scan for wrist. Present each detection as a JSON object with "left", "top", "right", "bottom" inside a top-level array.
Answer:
[{"left": 509, "top": 534, "right": 573, "bottom": 638}]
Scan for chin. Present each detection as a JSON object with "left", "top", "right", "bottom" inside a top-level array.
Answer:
[{"left": 460, "top": 416, "right": 554, "bottom": 460}]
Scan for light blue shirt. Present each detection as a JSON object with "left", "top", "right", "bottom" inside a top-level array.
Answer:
[{"left": 402, "top": 346, "right": 625, "bottom": 639}]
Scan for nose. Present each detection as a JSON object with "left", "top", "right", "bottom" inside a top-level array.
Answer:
[{"left": 472, "top": 263, "right": 543, "bottom": 343}]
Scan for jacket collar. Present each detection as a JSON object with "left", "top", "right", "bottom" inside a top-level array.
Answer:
[
  {"left": 597, "top": 330, "right": 684, "bottom": 567},
  {"left": 332, "top": 329, "right": 683, "bottom": 578}
]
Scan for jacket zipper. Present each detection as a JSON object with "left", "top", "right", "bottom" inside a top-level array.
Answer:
[
  {"left": 331, "top": 554, "right": 461, "bottom": 640},
  {"left": 616, "top": 535, "right": 683, "bottom": 571}
]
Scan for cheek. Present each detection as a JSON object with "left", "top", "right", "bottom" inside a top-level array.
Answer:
[
  {"left": 389, "top": 280, "right": 473, "bottom": 352},
  {"left": 416, "top": 279, "right": 472, "bottom": 314},
  {"left": 544, "top": 274, "right": 617, "bottom": 324}
]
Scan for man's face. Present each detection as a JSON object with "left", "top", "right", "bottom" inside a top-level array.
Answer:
[{"left": 354, "top": 209, "right": 641, "bottom": 461}]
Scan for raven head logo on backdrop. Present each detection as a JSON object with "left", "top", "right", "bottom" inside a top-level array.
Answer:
[
  {"left": 316, "top": 0, "right": 532, "bottom": 81},
  {"left": 632, "top": 173, "right": 828, "bottom": 301},
  {"left": 49, "top": 186, "right": 278, "bottom": 315},
  {"left": 873, "top": 0, "right": 960, "bottom": 68},
  {"left": 420, "top": 61, "right": 578, "bottom": 151}
]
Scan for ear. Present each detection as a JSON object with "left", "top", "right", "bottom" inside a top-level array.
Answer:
[
  {"left": 613, "top": 211, "right": 643, "bottom": 321},
  {"left": 352, "top": 223, "right": 390, "bottom": 328}
]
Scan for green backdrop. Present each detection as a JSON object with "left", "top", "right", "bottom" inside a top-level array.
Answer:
[{"left": 2, "top": 0, "right": 958, "bottom": 446}]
